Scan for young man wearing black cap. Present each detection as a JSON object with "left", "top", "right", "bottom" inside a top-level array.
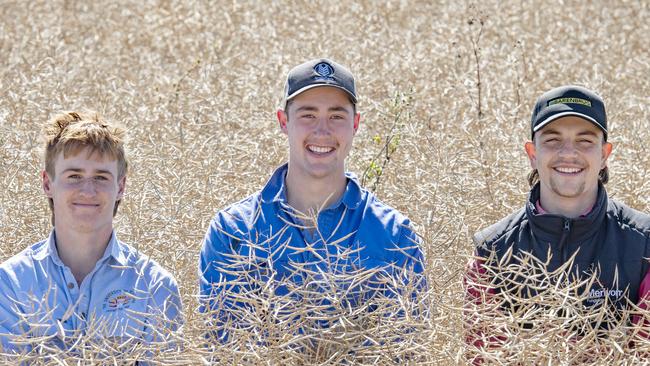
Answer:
[
  {"left": 199, "top": 59, "right": 425, "bottom": 333},
  {"left": 466, "top": 85, "right": 650, "bottom": 350}
]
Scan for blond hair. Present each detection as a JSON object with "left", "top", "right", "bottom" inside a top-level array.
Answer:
[{"left": 43, "top": 111, "right": 128, "bottom": 224}]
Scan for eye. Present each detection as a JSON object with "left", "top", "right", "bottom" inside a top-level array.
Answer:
[
  {"left": 300, "top": 113, "right": 316, "bottom": 119},
  {"left": 94, "top": 175, "right": 109, "bottom": 181},
  {"left": 331, "top": 114, "right": 345, "bottom": 120},
  {"left": 68, "top": 174, "right": 82, "bottom": 180}
]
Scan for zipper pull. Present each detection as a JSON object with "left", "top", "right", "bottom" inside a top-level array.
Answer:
[{"left": 563, "top": 219, "right": 571, "bottom": 232}]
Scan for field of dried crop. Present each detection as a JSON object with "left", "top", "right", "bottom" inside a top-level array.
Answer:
[{"left": 1, "top": 1, "right": 649, "bottom": 364}]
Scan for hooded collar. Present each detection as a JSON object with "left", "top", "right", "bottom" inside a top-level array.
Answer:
[{"left": 525, "top": 182, "right": 608, "bottom": 243}]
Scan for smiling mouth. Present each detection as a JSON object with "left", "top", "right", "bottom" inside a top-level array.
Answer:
[
  {"left": 307, "top": 144, "right": 335, "bottom": 154},
  {"left": 554, "top": 167, "right": 583, "bottom": 174},
  {"left": 73, "top": 203, "right": 100, "bottom": 207}
]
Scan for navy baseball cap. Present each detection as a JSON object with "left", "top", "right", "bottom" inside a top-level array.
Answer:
[
  {"left": 531, "top": 85, "right": 607, "bottom": 139},
  {"left": 282, "top": 58, "right": 357, "bottom": 109}
]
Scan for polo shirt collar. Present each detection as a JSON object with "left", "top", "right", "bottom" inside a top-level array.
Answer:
[
  {"left": 260, "top": 163, "right": 363, "bottom": 210},
  {"left": 32, "top": 230, "right": 128, "bottom": 266}
]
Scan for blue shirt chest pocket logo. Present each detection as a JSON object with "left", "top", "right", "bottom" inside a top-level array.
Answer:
[{"left": 102, "top": 289, "right": 136, "bottom": 312}]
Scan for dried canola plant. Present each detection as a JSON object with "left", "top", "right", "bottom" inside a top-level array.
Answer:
[{"left": 1, "top": 0, "right": 650, "bottom": 364}]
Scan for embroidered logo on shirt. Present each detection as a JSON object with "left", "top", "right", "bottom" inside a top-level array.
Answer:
[
  {"left": 585, "top": 287, "right": 623, "bottom": 306},
  {"left": 103, "top": 289, "right": 135, "bottom": 312}
]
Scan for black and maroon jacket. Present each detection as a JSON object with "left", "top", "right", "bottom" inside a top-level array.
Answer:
[{"left": 466, "top": 182, "right": 650, "bottom": 337}]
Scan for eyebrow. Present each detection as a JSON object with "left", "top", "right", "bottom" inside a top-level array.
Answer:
[
  {"left": 539, "top": 129, "right": 599, "bottom": 138},
  {"left": 62, "top": 168, "right": 115, "bottom": 176},
  {"left": 294, "top": 105, "right": 350, "bottom": 114}
]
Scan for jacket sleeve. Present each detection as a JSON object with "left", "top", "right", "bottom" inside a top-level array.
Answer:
[
  {"left": 464, "top": 251, "right": 504, "bottom": 364},
  {"left": 632, "top": 265, "right": 650, "bottom": 339}
]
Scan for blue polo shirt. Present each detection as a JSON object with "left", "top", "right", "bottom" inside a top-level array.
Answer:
[
  {"left": 0, "top": 231, "right": 182, "bottom": 353},
  {"left": 199, "top": 163, "right": 425, "bottom": 306}
]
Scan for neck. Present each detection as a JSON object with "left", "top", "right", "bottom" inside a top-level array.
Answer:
[
  {"left": 54, "top": 226, "right": 112, "bottom": 285},
  {"left": 285, "top": 167, "right": 347, "bottom": 218},
  {"left": 538, "top": 188, "right": 598, "bottom": 219}
]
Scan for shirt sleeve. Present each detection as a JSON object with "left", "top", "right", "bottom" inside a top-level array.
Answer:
[
  {"left": 146, "top": 273, "right": 183, "bottom": 341},
  {"left": 198, "top": 214, "right": 235, "bottom": 311},
  {"left": 0, "top": 268, "right": 26, "bottom": 354},
  {"left": 397, "top": 221, "right": 426, "bottom": 274},
  {"left": 199, "top": 212, "right": 267, "bottom": 343}
]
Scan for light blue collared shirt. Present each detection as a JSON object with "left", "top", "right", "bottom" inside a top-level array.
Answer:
[{"left": 0, "top": 231, "right": 182, "bottom": 353}]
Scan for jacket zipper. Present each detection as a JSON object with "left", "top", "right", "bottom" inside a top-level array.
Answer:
[{"left": 558, "top": 218, "right": 571, "bottom": 262}]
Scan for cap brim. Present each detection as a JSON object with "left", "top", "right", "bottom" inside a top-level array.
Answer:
[
  {"left": 284, "top": 84, "right": 357, "bottom": 107},
  {"left": 533, "top": 111, "right": 607, "bottom": 135}
]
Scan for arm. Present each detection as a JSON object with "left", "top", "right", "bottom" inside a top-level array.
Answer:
[
  {"left": 198, "top": 215, "right": 248, "bottom": 342},
  {"left": 632, "top": 265, "right": 650, "bottom": 339},
  {"left": 198, "top": 216, "right": 236, "bottom": 313},
  {"left": 145, "top": 273, "right": 183, "bottom": 343},
  {"left": 0, "top": 268, "right": 28, "bottom": 355},
  {"left": 397, "top": 222, "right": 426, "bottom": 274},
  {"left": 463, "top": 251, "right": 505, "bottom": 365}
]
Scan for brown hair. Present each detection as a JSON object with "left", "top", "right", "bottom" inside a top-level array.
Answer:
[{"left": 43, "top": 111, "right": 128, "bottom": 224}]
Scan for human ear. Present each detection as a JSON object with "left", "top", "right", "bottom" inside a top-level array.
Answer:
[
  {"left": 117, "top": 175, "right": 127, "bottom": 200},
  {"left": 277, "top": 109, "right": 288, "bottom": 135},
  {"left": 524, "top": 141, "right": 537, "bottom": 169},
  {"left": 601, "top": 142, "right": 613, "bottom": 168},
  {"left": 42, "top": 170, "right": 53, "bottom": 198},
  {"left": 353, "top": 112, "right": 361, "bottom": 133}
]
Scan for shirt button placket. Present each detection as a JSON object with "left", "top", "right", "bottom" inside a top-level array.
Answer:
[{"left": 63, "top": 270, "right": 81, "bottom": 330}]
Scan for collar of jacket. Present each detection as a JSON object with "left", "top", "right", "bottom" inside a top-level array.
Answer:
[{"left": 524, "top": 182, "right": 608, "bottom": 243}]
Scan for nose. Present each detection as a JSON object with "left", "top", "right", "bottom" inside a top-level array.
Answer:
[
  {"left": 557, "top": 141, "right": 578, "bottom": 158},
  {"left": 314, "top": 116, "right": 330, "bottom": 135},
  {"left": 79, "top": 178, "right": 97, "bottom": 195}
]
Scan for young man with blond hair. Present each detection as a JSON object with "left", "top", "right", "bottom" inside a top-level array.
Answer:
[
  {"left": 199, "top": 59, "right": 425, "bottom": 334},
  {"left": 466, "top": 85, "right": 650, "bottom": 356},
  {"left": 0, "top": 111, "right": 182, "bottom": 354}
]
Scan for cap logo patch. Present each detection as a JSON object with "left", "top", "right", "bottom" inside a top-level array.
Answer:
[
  {"left": 548, "top": 97, "right": 592, "bottom": 107},
  {"left": 314, "top": 62, "right": 334, "bottom": 79}
]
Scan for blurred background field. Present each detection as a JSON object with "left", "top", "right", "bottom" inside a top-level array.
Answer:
[{"left": 1, "top": 0, "right": 649, "bottom": 364}]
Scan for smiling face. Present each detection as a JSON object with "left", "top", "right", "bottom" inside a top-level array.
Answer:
[
  {"left": 525, "top": 116, "right": 612, "bottom": 213},
  {"left": 277, "top": 86, "right": 360, "bottom": 182},
  {"left": 43, "top": 148, "right": 126, "bottom": 234}
]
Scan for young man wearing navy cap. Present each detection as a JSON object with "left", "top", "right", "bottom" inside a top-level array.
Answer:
[
  {"left": 199, "top": 59, "right": 425, "bottom": 335},
  {"left": 465, "top": 85, "right": 650, "bottom": 354}
]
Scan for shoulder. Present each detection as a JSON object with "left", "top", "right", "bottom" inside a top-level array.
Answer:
[
  {"left": 117, "top": 241, "right": 179, "bottom": 289},
  {"left": 473, "top": 207, "right": 527, "bottom": 247},
  {"left": 607, "top": 199, "right": 650, "bottom": 237},
  {"left": 211, "top": 191, "right": 263, "bottom": 230},
  {"left": 0, "top": 240, "right": 47, "bottom": 278},
  {"left": 358, "top": 189, "right": 414, "bottom": 235}
]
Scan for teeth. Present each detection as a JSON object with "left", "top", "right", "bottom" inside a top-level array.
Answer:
[
  {"left": 308, "top": 145, "right": 334, "bottom": 154},
  {"left": 556, "top": 167, "right": 581, "bottom": 173}
]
